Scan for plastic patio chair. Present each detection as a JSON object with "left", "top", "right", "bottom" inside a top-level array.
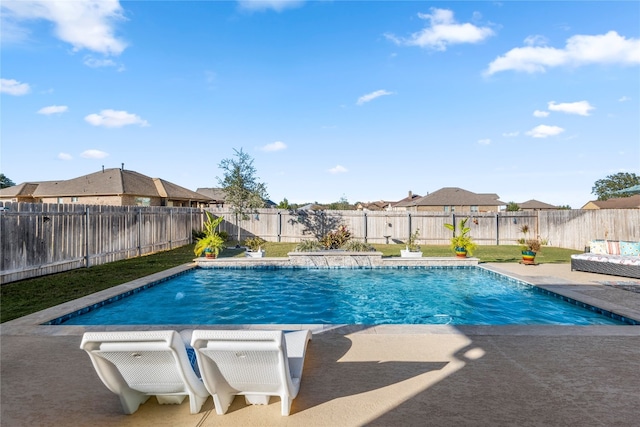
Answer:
[
  {"left": 190, "top": 329, "right": 312, "bottom": 416},
  {"left": 80, "top": 330, "right": 209, "bottom": 414}
]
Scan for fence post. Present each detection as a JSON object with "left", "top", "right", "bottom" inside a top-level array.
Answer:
[
  {"left": 407, "top": 212, "right": 412, "bottom": 241},
  {"left": 169, "top": 209, "right": 173, "bottom": 250},
  {"left": 85, "top": 206, "right": 90, "bottom": 268},
  {"left": 495, "top": 213, "right": 500, "bottom": 245},
  {"left": 137, "top": 210, "right": 142, "bottom": 257},
  {"left": 363, "top": 212, "right": 368, "bottom": 243},
  {"left": 277, "top": 211, "right": 282, "bottom": 242}
]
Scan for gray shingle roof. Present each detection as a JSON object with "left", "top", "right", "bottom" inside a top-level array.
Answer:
[
  {"left": 410, "top": 187, "right": 505, "bottom": 206},
  {"left": 518, "top": 199, "right": 558, "bottom": 209},
  {"left": 26, "top": 168, "right": 210, "bottom": 201},
  {"left": 0, "top": 182, "right": 43, "bottom": 197},
  {"left": 195, "top": 188, "right": 227, "bottom": 201},
  {"left": 583, "top": 195, "right": 640, "bottom": 209}
]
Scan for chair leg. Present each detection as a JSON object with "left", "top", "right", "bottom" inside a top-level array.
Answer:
[
  {"left": 213, "top": 392, "right": 235, "bottom": 415},
  {"left": 118, "top": 391, "right": 150, "bottom": 414},
  {"left": 189, "top": 393, "right": 208, "bottom": 414},
  {"left": 281, "top": 397, "right": 293, "bottom": 416}
]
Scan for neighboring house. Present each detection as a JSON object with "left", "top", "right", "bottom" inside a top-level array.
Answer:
[
  {"left": 0, "top": 168, "right": 211, "bottom": 207},
  {"left": 517, "top": 199, "right": 558, "bottom": 211},
  {"left": 581, "top": 195, "right": 640, "bottom": 210},
  {"left": 196, "top": 188, "right": 227, "bottom": 208},
  {"left": 405, "top": 187, "right": 505, "bottom": 213},
  {"left": 195, "top": 188, "right": 276, "bottom": 209},
  {"left": 0, "top": 182, "right": 45, "bottom": 203},
  {"left": 390, "top": 191, "right": 422, "bottom": 211},
  {"left": 356, "top": 200, "right": 393, "bottom": 211}
]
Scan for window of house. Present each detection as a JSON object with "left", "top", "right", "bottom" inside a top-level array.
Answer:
[
  {"left": 444, "top": 206, "right": 449, "bottom": 213},
  {"left": 71, "top": 197, "right": 79, "bottom": 202},
  {"left": 471, "top": 206, "right": 479, "bottom": 212},
  {"left": 57, "top": 197, "right": 64, "bottom": 204},
  {"left": 135, "top": 197, "right": 151, "bottom": 206}
]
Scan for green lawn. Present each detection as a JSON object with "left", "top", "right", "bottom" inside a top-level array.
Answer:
[{"left": 1, "top": 243, "right": 580, "bottom": 323}]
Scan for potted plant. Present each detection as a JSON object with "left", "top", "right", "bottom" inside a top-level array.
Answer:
[
  {"left": 401, "top": 228, "right": 422, "bottom": 258},
  {"left": 518, "top": 225, "right": 542, "bottom": 265},
  {"left": 444, "top": 217, "right": 477, "bottom": 258},
  {"left": 243, "top": 236, "right": 266, "bottom": 258},
  {"left": 194, "top": 212, "right": 225, "bottom": 259}
]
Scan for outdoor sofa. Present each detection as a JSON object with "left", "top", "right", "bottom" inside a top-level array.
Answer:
[{"left": 571, "top": 240, "right": 640, "bottom": 279}]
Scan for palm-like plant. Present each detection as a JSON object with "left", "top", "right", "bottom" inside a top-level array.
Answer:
[
  {"left": 444, "top": 217, "right": 477, "bottom": 256},
  {"left": 194, "top": 212, "right": 225, "bottom": 257}
]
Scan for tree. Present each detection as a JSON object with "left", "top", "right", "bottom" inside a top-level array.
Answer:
[
  {"left": 328, "top": 196, "right": 351, "bottom": 210},
  {"left": 557, "top": 204, "right": 572, "bottom": 210},
  {"left": 506, "top": 201, "right": 520, "bottom": 211},
  {"left": 277, "top": 198, "right": 291, "bottom": 209},
  {"left": 0, "top": 173, "right": 15, "bottom": 189},
  {"left": 592, "top": 172, "right": 640, "bottom": 200},
  {"left": 217, "top": 148, "right": 269, "bottom": 240}
]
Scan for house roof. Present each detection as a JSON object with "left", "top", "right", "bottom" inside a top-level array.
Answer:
[
  {"left": 581, "top": 195, "right": 640, "bottom": 209},
  {"left": 0, "top": 182, "right": 43, "bottom": 197},
  {"left": 518, "top": 199, "right": 558, "bottom": 210},
  {"left": 196, "top": 187, "right": 227, "bottom": 201},
  {"left": 391, "top": 191, "right": 422, "bottom": 207},
  {"left": 10, "top": 168, "right": 210, "bottom": 202},
  {"left": 409, "top": 187, "right": 505, "bottom": 206}
]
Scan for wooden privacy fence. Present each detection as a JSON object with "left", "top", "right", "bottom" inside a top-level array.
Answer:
[
  {"left": 0, "top": 202, "right": 203, "bottom": 284},
  {"left": 2, "top": 202, "right": 639, "bottom": 284},
  {"left": 211, "top": 207, "right": 639, "bottom": 251}
]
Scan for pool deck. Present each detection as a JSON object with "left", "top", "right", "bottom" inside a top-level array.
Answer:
[{"left": 2, "top": 262, "right": 640, "bottom": 426}]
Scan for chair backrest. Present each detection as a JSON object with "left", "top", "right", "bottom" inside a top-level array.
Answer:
[
  {"left": 81, "top": 330, "right": 200, "bottom": 395},
  {"left": 191, "top": 330, "right": 292, "bottom": 395}
]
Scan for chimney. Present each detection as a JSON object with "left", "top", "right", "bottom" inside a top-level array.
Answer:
[
  {"left": 408, "top": 190, "right": 412, "bottom": 198},
  {"left": 121, "top": 163, "right": 125, "bottom": 171},
  {"left": 102, "top": 165, "right": 104, "bottom": 172}
]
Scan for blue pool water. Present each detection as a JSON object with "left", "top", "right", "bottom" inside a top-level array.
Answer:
[{"left": 58, "top": 267, "right": 626, "bottom": 326}]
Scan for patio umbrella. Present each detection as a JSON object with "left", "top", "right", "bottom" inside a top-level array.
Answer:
[{"left": 614, "top": 184, "right": 640, "bottom": 195}]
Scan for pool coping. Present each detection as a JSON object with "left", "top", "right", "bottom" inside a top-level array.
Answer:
[{"left": 2, "top": 261, "right": 640, "bottom": 337}]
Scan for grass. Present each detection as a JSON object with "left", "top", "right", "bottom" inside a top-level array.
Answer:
[{"left": 1, "top": 242, "right": 581, "bottom": 323}]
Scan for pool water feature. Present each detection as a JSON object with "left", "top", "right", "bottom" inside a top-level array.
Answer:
[{"left": 57, "top": 267, "right": 627, "bottom": 326}]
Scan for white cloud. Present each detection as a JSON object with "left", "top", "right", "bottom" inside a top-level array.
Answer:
[
  {"left": 478, "top": 138, "right": 491, "bottom": 145},
  {"left": 0, "top": 78, "right": 30, "bottom": 95},
  {"left": 502, "top": 131, "right": 519, "bottom": 137},
  {"left": 524, "top": 35, "right": 548, "bottom": 47},
  {"left": 57, "top": 152, "right": 73, "bottom": 160},
  {"left": 385, "top": 8, "right": 495, "bottom": 51},
  {"left": 533, "top": 110, "right": 549, "bottom": 118},
  {"left": 619, "top": 96, "right": 631, "bottom": 102},
  {"left": 237, "top": 0, "right": 304, "bottom": 12},
  {"left": 83, "top": 56, "right": 120, "bottom": 68},
  {"left": 548, "top": 101, "right": 594, "bottom": 116},
  {"left": 2, "top": 0, "right": 127, "bottom": 55},
  {"left": 485, "top": 31, "right": 640, "bottom": 75},
  {"left": 37, "top": 105, "right": 68, "bottom": 115},
  {"left": 81, "top": 149, "right": 109, "bottom": 159},
  {"left": 261, "top": 141, "right": 287, "bottom": 152},
  {"left": 357, "top": 89, "right": 394, "bottom": 106},
  {"left": 526, "top": 125, "right": 565, "bottom": 138},
  {"left": 328, "top": 165, "right": 348, "bottom": 174},
  {"left": 84, "top": 109, "right": 149, "bottom": 128}
]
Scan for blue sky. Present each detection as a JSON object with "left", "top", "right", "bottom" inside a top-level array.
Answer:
[{"left": 2, "top": 0, "right": 639, "bottom": 208}]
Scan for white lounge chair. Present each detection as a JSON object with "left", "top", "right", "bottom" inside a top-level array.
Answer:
[
  {"left": 190, "top": 329, "right": 312, "bottom": 416},
  {"left": 80, "top": 330, "right": 209, "bottom": 415}
]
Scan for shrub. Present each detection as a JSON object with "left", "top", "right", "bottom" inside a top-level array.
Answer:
[
  {"left": 320, "top": 225, "right": 352, "bottom": 249},
  {"left": 342, "top": 240, "right": 375, "bottom": 252},
  {"left": 295, "top": 240, "right": 324, "bottom": 252},
  {"left": 243, "top": 236, "right": 266, "bottom": 251}
]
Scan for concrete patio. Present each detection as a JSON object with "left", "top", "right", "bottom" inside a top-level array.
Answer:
[{"left": 2, "top": 263, "right": 640, "bottom": 426}]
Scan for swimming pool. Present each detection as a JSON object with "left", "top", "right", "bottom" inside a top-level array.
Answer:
[{"left": 56, "top": 267, "right": 626, "bottom": 326}]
